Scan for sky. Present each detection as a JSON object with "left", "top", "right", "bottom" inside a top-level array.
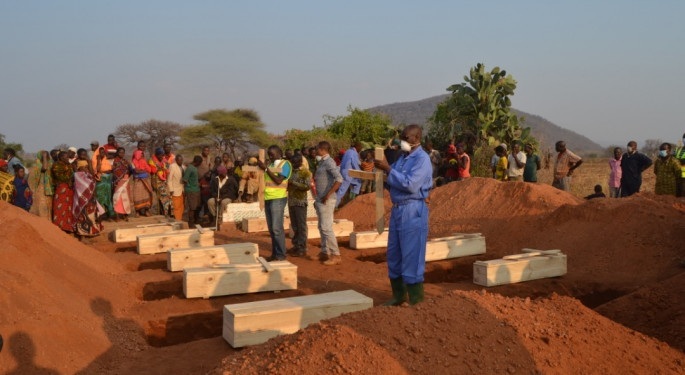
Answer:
[{"left": 1, "top": 1, "right": 684, "bottom": 153}]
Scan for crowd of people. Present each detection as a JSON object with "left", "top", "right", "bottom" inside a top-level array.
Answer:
[{"left": 1, "top": 131, "right": 683, "bottom": 303}]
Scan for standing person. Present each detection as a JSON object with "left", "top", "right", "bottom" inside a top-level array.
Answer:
[
  {"left": 360, "top": 150, "right": 375, "bottom": 194},
  {"left": 51, "top": 151, "right": 75, "bottom": 233},
  {"left": 312, "top": 141, "right": 343, "bottom": 265},
  {"left": 307, "top": 146, "right": 318, "bottom": 174},
  {"left": 608, "top": 147, "right": 623, "bottom": 198},
  {"left": 491, "top": 143, "right": 507, "bottom": 178},
  {"left": 207, "top": 165, "right": 239, "bottom": 225},
  {"left": 12, "top": 166, "right": 32, "bottom": 211},
  {"left": 67, "top": 147, "right": 77, "bottom": 164},
  {"left": 257, "top": 145, "right": 292, "bottom": 261},
  {"left": 238, "top": 157, "right": 260, "bottom": 202},
  {"left": 443, "top": 144, "right": 459, "bottom": 183},
  {"left": 336, "top": 141, "right": 362, "bottom": 208},
  {"left": 620, "top": 140, "right": 652, "bottom": 197},
  {"left": 167, "top": 154, "right": 185, "bottom": 221},
  {"left": 374, "top": 124, "right": 433, "bottom": 305},
  {"left": 29, "top": 150, "right": 54, "bottom": 220},
  {"left": 507, "top": 143, "right": 526, "bottom": 181},
  {"left": 523, "top": 143, "right": 541, "bottom": 183},
  {"left": 425, "top": 141, "right": 441, "bottom": 179},
  {"left": 183, "top": 155, "right": 202, "bottom": 228},
  {"left": 102, "top": 134, "right": 119, "bottom": 159},
  {"left": 654, "top": 143, "right": 681, "bottom": 196},
  {"left": 149, "top": 148, "right": 172, "bottom": 217},
  {"left": 674, "top": 133, "right": 685, "bottom": 197},
  {"left": 494, "top": 145, "right": 508, "bottom": 181},
  {"left": 198, "top": 146, "right": 212, "bottom": 219},
  {"left": 287, "top": 154, "right": 312, "bottom": 257},
  {"left": 163, "top": 143, "right": 176, "bottom": 165},
  {"left": 111, "top": 147, "right": 132, "bottom": 221},
  {"left": 93, "top": 146, "right": 114, "bottom": 221},
  {"left": 4, "top": 148, "right": 23, "bottom": 177},
  {"left": 455, "top": 143, "right": 471, "bottom": 180},
  {"left": 131, "top": 149, "right": 153, "bottom": 217},
  {"left": 552, "top": 141, "right": 583, "bottom": 191},
  {"left": 73, "top": 148, "right": 102, "bottom": 238},
  {"left": 0, "top": 160, "right": 14, "bottom": 203}
]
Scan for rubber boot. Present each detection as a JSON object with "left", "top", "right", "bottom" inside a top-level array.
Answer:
[
  {"left": 407, "top": 282, "right": 424, "bottom": 305},
  {"left": 383, "top": 278, "right": 407, "bottom": 306}
]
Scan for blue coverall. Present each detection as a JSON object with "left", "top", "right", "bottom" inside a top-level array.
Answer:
[{"left": 385, "top": 148, "right": 433, "bottom": 284}]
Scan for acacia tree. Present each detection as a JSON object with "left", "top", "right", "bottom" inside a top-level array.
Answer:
[
  {"left": 179, "top": 108, "right": 270, "bottom": 160},
  {"left": 428, "top": 63, "right": 533, "bottom": 152},
  {"left": 114, "top": 119, "right": 183, "bottom": 156}
]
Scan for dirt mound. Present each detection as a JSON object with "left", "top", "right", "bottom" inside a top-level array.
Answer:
[
  {"left": 596, "top": 271, "right": 685, "bottom": 351},
  {"left": 337, "top": 178, "right": 583, "bottom": 235},
  {"left": 0, "top": 201, "right": 142, "bottom": 374},
  {"left": 214, "top": 290, "right": 684, "bottom": 374}
]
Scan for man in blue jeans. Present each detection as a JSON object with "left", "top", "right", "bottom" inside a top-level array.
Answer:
[
  {"left": 313, "top": 141, "right": 343, "bottom": 266},
  {"left": 257, "top": 145, "right": 292, "bottom": 261},
  {"left": 374, "top": 124, "right": 433, "bottom": 305}
]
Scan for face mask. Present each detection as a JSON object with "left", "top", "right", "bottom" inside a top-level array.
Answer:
[
  {"left": 659, "top": 150, "right": 668, "bottom": 157},
  {"left": 315, "top": 155, "right": 323, "bottom": 161},
  {"left": 627, "top": 146, "right": 634, "bottom": 153},
  {"left": 400, "top": 140, "right": 412, "bottom": 152}
]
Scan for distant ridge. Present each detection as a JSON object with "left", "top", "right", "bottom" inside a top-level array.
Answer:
[{"left": 367, "top": 94, "right": 602, "bottom": 152}]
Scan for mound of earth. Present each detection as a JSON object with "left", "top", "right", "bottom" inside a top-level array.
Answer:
[
  {"left": 213, "top": 290, "right": 684, "bottom": 374},
  {"left": 0, "top": 201, "right": 143, "bottom": 374},
  {"left": 336, "top": 177, "right": 583, "bottom": 236}
]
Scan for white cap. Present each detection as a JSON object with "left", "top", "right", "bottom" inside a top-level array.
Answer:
[
  {"left": 500, "top": 143, "right": 508, "bottom": 151},
  {"left": 68, "top": 147, "right": 77, "bottom": 153}
]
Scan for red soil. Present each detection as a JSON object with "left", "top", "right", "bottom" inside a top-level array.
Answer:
[{"left": 1, "top": 177, "right": 684, "bottom": 374}]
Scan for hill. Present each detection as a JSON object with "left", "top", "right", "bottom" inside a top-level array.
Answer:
[{"left": 367, "top": 94, "right": 603, "bottom": 152}]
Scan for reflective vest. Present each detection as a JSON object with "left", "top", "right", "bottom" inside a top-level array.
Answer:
[
  {"left": 264, "top": 159, "right": 292, "bottom": 200},
  {"left": 676, "top": 146, "right": 685, "bottom": 178}
]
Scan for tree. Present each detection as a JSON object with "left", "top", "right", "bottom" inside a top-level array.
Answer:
[
  {"left": 427, "top": 63, "right": 533, "bottom": 152},
  {"left": 324, "top": 106, "right": 395, "bottom": 147},
  {"left": 642, "top": 139, "right": 663, "bottom": 159},
  {"left": 179, "top": 108, "right": 270, "bottom": 161},
  {"left": 282, "top": 127, "right": 330, "bottom": 150},
  {"left": 114, "top": 119, "right": 183, "bottom": 156},
  {"left": 0, "top": 133, "right": 24, "bottom": 156}
]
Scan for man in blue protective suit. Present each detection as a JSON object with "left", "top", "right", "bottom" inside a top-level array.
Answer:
[
  {"left": 335, "top": 141, "right": 363, "bottom": 208},
  {"left": 374, "top": 124, "right": 433, "bottom": 305}
]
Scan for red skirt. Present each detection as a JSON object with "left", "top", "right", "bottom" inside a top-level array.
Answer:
[{"left": 52, "top": 183, "right": 75, "bottom": 232}]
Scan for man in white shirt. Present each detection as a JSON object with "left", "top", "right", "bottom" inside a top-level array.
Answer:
[
  {"left": 507, "top": 143, "right": 527, "bottom": 181},
  {"left": 167, "top": 155, "right": 185, "bottom": 221}
]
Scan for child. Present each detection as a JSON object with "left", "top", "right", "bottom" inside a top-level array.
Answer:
[
  {"left": 360, "top": 150, "right": 375, "bottom": 194},
  {"left": 584, "top": 184, "right": 606, "bottom": 200},
  {"left": 494, "top": 145, "right": 508, "bottom": 181},
  {"left": 12, "top": 165, "right": 32, "bottom": 211}
]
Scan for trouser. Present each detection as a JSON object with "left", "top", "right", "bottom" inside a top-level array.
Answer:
[
  {"left": 315, "top": 198, "right": 340, "bottom": 256},
  {"left": 208, "top": 198, "right": 231, "bottom": 219},
  {"left": 265, "top": 197, "right": 288, "bottom": 260},
  {"left": 288, "top": 204, "right": 308, "bottom": 252},
  {"left": 186, "top": 192, "right": 201, "bottom": 227},
  {"left": 387, "top": 200, "right": 428, "bottom": 284},
  {"left": 171, "top": 195, "right": 184, "bottom": 221},
  {"left": 552, "top": 176, "right": 571, "bottom": 191},
  {"left": 609, "top": 187, "right": 621, "bottom": 198},
  {"left": 621, "top": 182, "right": 641, "bottom": 197},
  {"left": 677, "top": 177, "right": 685, "bottom": 197},
  {"left": 335, "top": 179, "right": 360, "bottom": 208}
]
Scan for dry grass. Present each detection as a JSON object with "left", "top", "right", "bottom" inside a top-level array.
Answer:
[{"left": 536, "top": 158, "right": 655, "bottom": 198}]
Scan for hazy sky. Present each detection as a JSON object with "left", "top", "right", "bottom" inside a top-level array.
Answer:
[{"left": 2, "top": 1, "right": 684, "bottom": 152}]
